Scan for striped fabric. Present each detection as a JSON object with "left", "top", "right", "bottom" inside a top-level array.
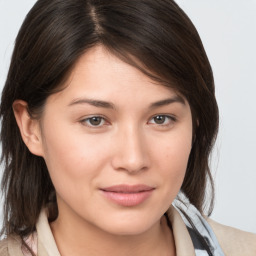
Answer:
[{"left": 173, "top": 198, "right": 225, "bottom": 256}]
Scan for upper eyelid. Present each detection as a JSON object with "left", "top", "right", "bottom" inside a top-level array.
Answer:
[
  {"left": 148, "top": 114, "right": 177, "bottom": 121},
  {"left": 79, "top": 115, "right": 109, "bottom": 126},
  {"left": 79, "top": 114, "right": 107, "bottom": 121},
  {"left": 147, "top": 115, "right": 177, "bottom": 127}
]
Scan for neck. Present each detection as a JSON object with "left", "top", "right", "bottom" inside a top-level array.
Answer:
[{"left": 50, "top": 208, "right": 175, "bottom": 256}]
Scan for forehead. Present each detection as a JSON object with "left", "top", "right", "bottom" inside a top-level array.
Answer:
[{"left": 47, "top": 45, "right": 187, "bottom": 107}]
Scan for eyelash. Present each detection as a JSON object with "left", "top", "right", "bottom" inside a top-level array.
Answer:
[
  {"left": 79, "top": 114, "right": 176, "bottom": 128},
  {"left": 80, "top": 115, "right": 109, "bottom": 128},
  {"left": 148, "top": 115, "right": 176, "bottom": 127}
]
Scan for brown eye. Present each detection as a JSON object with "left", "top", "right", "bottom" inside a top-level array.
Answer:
[
  {"left": 153, "top": 115, "right": 166, "bottom": 124},
  {"left": 81, "top": 116, "right": 106, "bottom": 127},
  {"left": 89, "top": 117, "right": 103, "bottom": 126},
  {"left": 148, "top": 115, "right": 176, "bottom": 126}
]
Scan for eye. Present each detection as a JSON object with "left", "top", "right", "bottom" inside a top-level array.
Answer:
[
  {"left": 148, "top": 115, "right": 176, "bottom": 126},
  {"left": 80, "top": 116, "right": 108, "bottom": 127}
]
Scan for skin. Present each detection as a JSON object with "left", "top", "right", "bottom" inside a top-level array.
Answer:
[{"left": 13, "top": 46, "right": 193, "bottom": 256}]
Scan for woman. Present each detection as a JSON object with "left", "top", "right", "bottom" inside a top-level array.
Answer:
[{"left": 0, "top": 0, "right": 255, "bottom": 255}]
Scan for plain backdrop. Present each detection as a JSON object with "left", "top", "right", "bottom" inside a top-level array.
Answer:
[{"left": 0, "top": 0, "right": 256, "bottom": 233}]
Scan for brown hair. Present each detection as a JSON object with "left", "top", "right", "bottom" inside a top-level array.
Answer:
[{"left": 0, "top": 0, "right": 218, "bottom": 238}]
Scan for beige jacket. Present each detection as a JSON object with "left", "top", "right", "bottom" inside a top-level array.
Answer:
[{"left": 1, "top": 206, "right": 256, "bottom": 256}]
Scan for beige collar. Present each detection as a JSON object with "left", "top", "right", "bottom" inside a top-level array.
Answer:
[
  {"left": 36, "top": 209, "right": 61, "bottom": 256},
  {"left": 34, "top": 206, "right": 195, "bottom": 256},
  {"left": 167, "top": 205, "right": 195, "bottom": 256}
]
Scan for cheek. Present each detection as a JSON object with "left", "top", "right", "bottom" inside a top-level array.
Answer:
[
  {"left": 41, "top": 122, "right": 112, "bottom": 195},
  {"left": 152, "top": 129, "right": 192, "bottom": 191},
  {"left": 43, "top": 118, "right": 99, "bottom": 165},
  {"left": 41, "top": 133, "right": 110, "bottom": 212},
  {"left": 156, "top": 127, "right": 192, "bottom": 162}
]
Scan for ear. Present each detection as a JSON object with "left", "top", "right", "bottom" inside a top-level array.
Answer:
[{"left": 13, "top": 100, "right": 44, "bottom": 157}]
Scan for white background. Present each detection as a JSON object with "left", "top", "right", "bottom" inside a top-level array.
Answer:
[{"left": 0, "top": 0, "right": 256, "bottom": 233}]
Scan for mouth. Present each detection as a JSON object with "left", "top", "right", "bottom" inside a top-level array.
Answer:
[{"left": 100, "top": 184, "right": 155, "bottom": 207}]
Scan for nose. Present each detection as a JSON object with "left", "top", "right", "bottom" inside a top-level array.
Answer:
[{"left": 111, "top": 126, "right": 150, "bottom": 174}]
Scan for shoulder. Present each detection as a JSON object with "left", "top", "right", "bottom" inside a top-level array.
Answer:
[
  {"left": 207, "top": 218, "right": 256, "bottom": 256},
  {"left": 0, "top": 235, "right": 23, "bottom": 256}
]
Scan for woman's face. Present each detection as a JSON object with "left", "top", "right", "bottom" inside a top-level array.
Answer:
[{"left": 38, "top": 46, "right": 193, "bottom": 235}]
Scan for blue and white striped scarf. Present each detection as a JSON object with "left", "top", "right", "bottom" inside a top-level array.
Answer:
[{"left": 173, "top": 199, "right": 225, "bottom": 256}]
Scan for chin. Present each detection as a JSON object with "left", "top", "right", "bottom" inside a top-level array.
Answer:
[{"left": 97, "top": 214, "right": 159, "bottom": 236}]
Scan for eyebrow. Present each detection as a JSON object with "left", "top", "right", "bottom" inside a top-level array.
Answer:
[
  {"left": 68, "top": 96, "right": 185, "bottom": 109},
  {"left": 149, "top": 96, "right": 185, "bottom": 108},
  {"left": 68, "top": 98, "right": 115, "bottom": 109}
]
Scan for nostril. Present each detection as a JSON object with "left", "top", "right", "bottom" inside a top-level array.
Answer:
[{"left": 111, "top": 153, "right": 149, "bottom": 173}]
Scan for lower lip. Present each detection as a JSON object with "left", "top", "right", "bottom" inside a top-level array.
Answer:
[{"left": 101, "top": 190, "right": 154, "bottom": 207}]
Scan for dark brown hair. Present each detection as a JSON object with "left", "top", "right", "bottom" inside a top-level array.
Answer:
[{"left": 0, "top": 0, "right": 218, "bottom": 238}]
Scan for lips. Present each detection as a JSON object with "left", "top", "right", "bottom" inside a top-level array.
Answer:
[{"left": 100, "top": 184, "right": 155, "bottom": 207}]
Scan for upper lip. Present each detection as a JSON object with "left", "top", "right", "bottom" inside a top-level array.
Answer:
[{"left": 101, "top": 184, "right": 155, "bottom": 193}]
